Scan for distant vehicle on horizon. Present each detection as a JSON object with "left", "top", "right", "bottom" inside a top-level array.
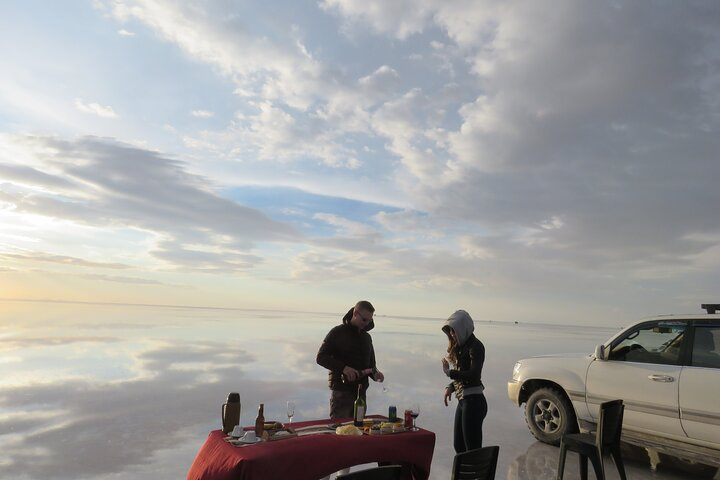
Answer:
[{"left": 508, "top": 304, "right": 720, "bottom": 474}]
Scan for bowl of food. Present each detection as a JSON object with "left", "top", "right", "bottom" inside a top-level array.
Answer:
[
  {"left": 263, "top": 421, "right": 284, "bottom": 431},
  {"left": 379, "top": 422, "right": 405, "bottom": 434},
  {"left": 335, "top": 424, "right": 363, "bottom": 436}
]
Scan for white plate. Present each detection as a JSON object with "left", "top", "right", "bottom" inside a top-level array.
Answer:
[{"left": 232, "top": 437, "right": 262, "bottom": 444}]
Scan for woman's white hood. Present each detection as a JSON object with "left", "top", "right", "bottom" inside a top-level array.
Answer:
[{"left": 442, "top": 310, "right": 474, "bottom": 346}]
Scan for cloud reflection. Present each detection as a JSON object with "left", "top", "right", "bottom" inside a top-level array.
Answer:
[
  {"left": 0, "top": 341, "right": 260, "bottom": 479},
  {"left": 1, "top": 306, "right": 715, "bottom": 480},
  {"left": 0, "top": 336, "right": 120, "bottom": 350}
]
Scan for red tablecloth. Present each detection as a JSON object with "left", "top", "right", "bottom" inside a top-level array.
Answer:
[{"left": 187, "top": 416, "right": 436, "bottom": 480}]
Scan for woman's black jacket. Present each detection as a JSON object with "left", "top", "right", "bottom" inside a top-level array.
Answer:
[{"left": 448, "top": 333, "right": 485, "bottom": 390}]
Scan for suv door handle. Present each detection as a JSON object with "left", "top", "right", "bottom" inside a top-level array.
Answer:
[{"left": 648, "top": 374, "right": 674, "bottom": 382}]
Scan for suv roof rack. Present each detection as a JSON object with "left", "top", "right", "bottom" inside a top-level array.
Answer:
[{"left": 701, "top": 304, "right": 720, "bottom": 314}]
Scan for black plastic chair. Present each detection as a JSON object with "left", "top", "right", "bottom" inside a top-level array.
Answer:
[
  {"left": 556, "top": 399, "right": 626, "bottom": 480},
  {"left": 335, "top": 465, "right": 403, "bottom": 480},
  {"left": 451, "top": 445, "right": 500, "bottom": 480}
]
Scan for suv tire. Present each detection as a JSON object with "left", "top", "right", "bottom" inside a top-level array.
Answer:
[{"left": 525, "top": 387, "right": 578, "bottom": 445}]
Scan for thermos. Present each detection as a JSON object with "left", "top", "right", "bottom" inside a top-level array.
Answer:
[{"left": 222, "top": 392, "right": 241, "bottom": 434}]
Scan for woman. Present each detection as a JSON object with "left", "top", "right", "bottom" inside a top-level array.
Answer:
[{"left": 441, "top": 309, "right": 487, "bottom": 453}]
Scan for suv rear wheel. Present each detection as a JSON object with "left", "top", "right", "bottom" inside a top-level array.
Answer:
[{"left": 525, "top": 387, "right": 577, "bottom": 445}]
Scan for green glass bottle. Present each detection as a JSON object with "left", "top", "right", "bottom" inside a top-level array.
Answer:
[{"left": 353, "top": 384, "right": 366, "bottom": 427}]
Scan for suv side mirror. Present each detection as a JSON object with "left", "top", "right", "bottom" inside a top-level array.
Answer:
[{"left": 594, "top": 344, "right": 607, "bottom": 361}]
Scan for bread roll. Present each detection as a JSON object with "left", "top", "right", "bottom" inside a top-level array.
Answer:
[{"left": 335, "top": 425, "right": 362, "bottom": 435}]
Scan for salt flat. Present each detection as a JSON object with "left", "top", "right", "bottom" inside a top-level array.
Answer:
[{"left": 0, "top": 301, "right": 714, "bottom": 479}]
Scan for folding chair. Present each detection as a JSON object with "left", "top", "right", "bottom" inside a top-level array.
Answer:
[
  {"left": 335, "top": 465, "right": 403, "bottom": 480},
  {"left": 557, "top": 399, "right": 626, "bottom": 480},
  {"left": 451, "top": 445, "right": 500, "bottom": 480}
]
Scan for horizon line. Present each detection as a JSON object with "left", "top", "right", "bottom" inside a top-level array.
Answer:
[
  {"left": 0, "top": 297, "right": 619, "bottom": 328},
  {"left": 0, "top": 297, "right": 445, "bottom": 322}
]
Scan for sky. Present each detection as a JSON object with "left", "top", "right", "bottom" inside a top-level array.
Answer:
[{"left": 1, "top": 1, "right": 720, "bottom": 325}]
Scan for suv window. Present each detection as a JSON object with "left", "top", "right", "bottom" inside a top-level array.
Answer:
[
  {"left": 609, "top": 322, "right": 686, "bottom": 365},
  {"left": 691, "top": 326, "right": 720, "bottom": 369}
]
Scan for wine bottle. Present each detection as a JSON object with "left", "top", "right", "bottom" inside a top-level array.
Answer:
[
  {"left": 353, "top": 384, "right": 366, "bottom": 427},
  {"left": 254, "top": 403, "right": 265, "bottom": 436}
]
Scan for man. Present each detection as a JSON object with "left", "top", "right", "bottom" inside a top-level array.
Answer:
[{"left": 317, "top": 300, "right": 385, "bottom": 419}]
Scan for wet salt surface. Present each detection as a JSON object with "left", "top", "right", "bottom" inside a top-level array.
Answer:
[{"left": 0, "top": 301, "right": 716, "bottom": 479}]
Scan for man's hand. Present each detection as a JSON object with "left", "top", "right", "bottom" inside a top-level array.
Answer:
[
  {"left": 373, "top": 370, "right": 385, "bottom": 382},
  {"left": 443, "top": 387, "right": 453, "bottom": 407},
  {"left": 343, "top": 366, "right": 360, "bottom": 382}
]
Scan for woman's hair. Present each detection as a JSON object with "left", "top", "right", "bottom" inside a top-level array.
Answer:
[{"left": 446, "top": 332, "right": 458, "bottom": 367}]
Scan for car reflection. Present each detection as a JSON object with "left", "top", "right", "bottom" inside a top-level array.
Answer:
[{"left": 506, "top": 441, "right": 718, "bottom": 480}]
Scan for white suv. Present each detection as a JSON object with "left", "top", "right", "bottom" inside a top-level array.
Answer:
[{"left": 508, "top": 305, "right": 720, "bottom": 469}]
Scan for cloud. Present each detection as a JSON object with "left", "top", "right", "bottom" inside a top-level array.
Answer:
[
  {"left": 357, "top": 65, "right": 400, "bottom": 95},
  {"left": 320, "top": 0, "right": 438, "bottom": 40},
  {"left": 0, "top": 134, "right": 300, "bottom": 272},
  {"left": 373, "top": 210, "right": 428, "bottom": 233},
  {"left": 4, "top": 0, "right": 720, "bottom": 317},
  {"left": 106, "top": 0, "right": 325, "bottom": 110},
  {"left": 315, "top": 65, "right": 402, "bottom": 135},
  {"left": 322, "top": 1, "right": 720, "bottom": 274},
  {"left": 308, "top": 212, "right": 389, "bottom": 256},
  {"left": 313, "top": 213, "right": 377, "bottom": 238},
  {"left": 240, "top": 101, "right": 361, "bottom": 168},
  {"left": 76, "top": 273, "right": 167, "bottom": 285},
  {"left": 99, "top": 1, "right": 410, "bottom": 170},
  {"left": 0, "top": 250, "right": 131, "bottom": 269},
  {"left": 74, "top": 98, "right": 118, "bottom": 118},
  {"left": 190, "top": 109, "right": 214, "bottom": 118},
  {"left": 0, "top": 162, "right": 78, "bottom": 190},
  {"left": 290, "top": 249, "right": 376, "bottom": 282},
  {"left": 371, "top": 88, "right": 447, "bottom": 181},
  {"left": 150, "top": 240, "right": 264, "bottom": 272},
  {"left": 431, "top": 2, "right": 720, "bottom": 267},
  {"left": 117, "top": 28, "right": 135, "bottom": 36}
]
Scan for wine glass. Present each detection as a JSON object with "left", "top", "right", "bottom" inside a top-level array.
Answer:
[
  {"left": 410, "top": 403, "right": 420, "bottom": 431},
  {"left": 286, "top": 400, "right": 296, "bottom": 424}
]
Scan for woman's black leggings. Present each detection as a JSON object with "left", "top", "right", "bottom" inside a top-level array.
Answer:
[{"left": 453, "top": 393, "right": 488, "bottom": 453}]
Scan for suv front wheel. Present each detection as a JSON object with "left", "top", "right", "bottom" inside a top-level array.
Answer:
[{"left": 525, "top": 387, "right": 578, "bottom": 445}]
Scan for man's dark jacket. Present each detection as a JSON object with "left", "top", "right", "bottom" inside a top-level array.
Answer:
[{"left": 316, "top": 307, "right": 377, "bottom": 392}]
